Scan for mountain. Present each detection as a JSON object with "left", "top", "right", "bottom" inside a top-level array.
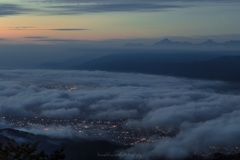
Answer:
[
  {"left": 0, "top": 129, "right": 239, "bottom": 160},
  {"left": 72, "top": 52, "right": 216, "bottom": 71},
  {"left": 0, "top": 128, "right": 63, "bottom": 154},
  {"left": 37, "top": 54, "right": 106, "bottom": 69},
  {"left": 124, "top": 43, "right": 145, "bottom": 47},
  {"left": 153, "top": 38, "right": 240, "bottom": 49},
  {"left": 153, "top": 38, "right": 191, "bottom": 46},
  {"left": 181, "top": 56, "right": 240, "bottom": 81},
  {"left": 153, "top": 38, "right": 193, "bottom": 48},
  {"left": 72, "top": 53, "right": 240, "bottom": 82},
  {"left": 223, "top": 40, "right": 240, "bottom": 47},
  {"left": 0, "top": 128, "right": 125, "bottom": 160},
  {"left": 199, "top": 39, "right": 219, "bottom": 46},
  {"left": 154, "top": 38, "right": 175, "bottom": 46}
]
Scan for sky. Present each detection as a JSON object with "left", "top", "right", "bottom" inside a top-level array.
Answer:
[
  {"left": 1, "top": 1, "right": 240, "bottom": 158},
  {"left": 1, "top": 0, "right": 240, "bottom": 44}
]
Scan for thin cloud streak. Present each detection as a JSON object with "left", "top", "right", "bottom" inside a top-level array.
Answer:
[
  {"left": 50, "top": 28, "right": 88, "bottom": 31},
  {"left": 9, "top": 26, "right": 36, "bottom": 30},
  {"left": 46, "top": 3, "right": 182, "bottom": 14},
  {"left": 31, "top": 0, "right": 240, "bottom": 3},
  {"left": 2, "top": 0, "right": 239, "bottom": 16},
  {"left": 0, "top": 38, "right": 7, "bottom": 41},
  {"left": 34, "top": 38, "right": 82, "bottom": 42},
  {"left": 24, "top": 36, "right": 49, "bottom": 39},
  {"left": 0, "top": 4, "right": 33, "bottom": 16}
]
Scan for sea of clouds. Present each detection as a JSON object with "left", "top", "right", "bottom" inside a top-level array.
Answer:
[{"left": 1, "top": 69, "right": 240, "bottom": 159}]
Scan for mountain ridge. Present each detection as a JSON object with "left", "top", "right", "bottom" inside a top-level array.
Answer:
[{"left": 71, "top": 54, "right": 240, "bottom": 82}]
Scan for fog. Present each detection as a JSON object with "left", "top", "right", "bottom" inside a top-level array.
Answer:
[{"left": 1, "top": 70, "right": 240, "bottom": 159}]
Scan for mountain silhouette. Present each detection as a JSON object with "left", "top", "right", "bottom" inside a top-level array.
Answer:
[
  {"left": 154, "top": 38, "right": 175, "bottom": 46},
  {"left": 124, "top": 43, "right": 145, "bottom": 47},
  {"left": 199, "top": 39, "right": 219, "bottom": 46},
  {"left": 154, "top": 38, "right": 192, "bottom": 48},
  {"left": 153, "top": 38, "right": 240, "bottom": 49},
  {"left": 223, "top": 40, "right": 240, "bottom": 47},
  {"left": 72, "top": 53, "right": 240, "bottom": 82},
  {"left": 0, "top": 128, "right": 125, "bottom": 160}
]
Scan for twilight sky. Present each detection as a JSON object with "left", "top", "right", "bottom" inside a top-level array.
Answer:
[{"left": 0, "top": 0, "right": 240, "bottom": 44}]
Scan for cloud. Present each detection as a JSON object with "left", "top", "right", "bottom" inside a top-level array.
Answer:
[
  {"left": 124, "top": 110, "right": 240, "bottom": 159},
  {"left": 0, "top": 70, "right": 239, "bottom": 120},
  {"left": 0, "top": 70, "right": 189, "bottom": 118},
  {"left": 24, "top": 36, "right": 86, "bottom": 43},
  {"left": 33, "top": 38, "right": 83, "bottom": 44},
  {"left": 46, "top": 3, "right": 182, "bottom": 14},
  {"left": 9, "top": 26, "right": 35, "bottom": 30},
  {"left": 0, "top": 120, "right": 9, "bottom": 128},
  {"left": 6, "top": 0, "right": 239, "bottom": 16},
  {"left": 24, "top": 36, "right": 49, "bottom": 39},
  {"left": 11, "top": 27, "right": 88, "bottom": 31},
  {"left": 50, "top": 28, "right": 88, "bottom": 31},
  {"left": 22, "top": 37, "right": 83, "bottom": 43},
  {"left": 30, "top": 0, "right": 240, "bottom": 3},
  {"left": 1, "top": 70, "right": 240, "bottom": 158},
  {"left": 24, "top": 0, "right": 184, "bottom": 15},
  {"left": 0, "top": 4, "right": 32, "bottom": 16},
  {"left": 22, "top": 0, "right": 240, "bottom": 16},
  {"left": 0, "top": 38, "right": 7, "bottom": 41}
]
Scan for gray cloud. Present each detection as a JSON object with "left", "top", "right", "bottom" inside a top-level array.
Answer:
[
  {"left": 9, "top": 26, "right": 35, "bottom": 30},
  {"left": 46, "top": 3, "right": 182, "bottom": 14},
  {"left": 11, "top": 27, "right": 88, "bottom": 31},
  {"left": 124, "top": 110, "right": 240, "bottom": 159},
  {"left": 4, "top": 0, "right": 238, "bottom": 16},
  {"left": 1, "top": 70, "right": 240, "bottom": 158},
  {"left": 22, "top": 0, "right": 240, "bottom": 16},
  {"left": 0, "top": 4, "right": 32, "bottom": 16},
  {"left": 34, "top": 38, "right": 83, "bottom": 44},
  {"left": 24, "top": 36, "right": 49, "bottom": 39},
  {"left": 50, "top": 28, "right": 88, "bottom": 31},
  {"left": 0, "top": 70, "right": 195, "bottom": 118},
  {"left": 0, "top": 70, "right": 238, "bottom": 120},
  {"left": 30, "top": 0, "right": 240, "bottom": 3},
  {"left": 24, "top": 36, "right": 85, "bottom": 43},
  {"left": 0, "top": 38, "right": 7, "bottom": 41}
]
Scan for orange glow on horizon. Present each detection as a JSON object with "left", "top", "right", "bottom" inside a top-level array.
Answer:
[
  {"left": 1, "top": 27, "right": 160, "bottom": 43},
  {"left": 0, "top": 14, "right": 163, "bottom": 43}
]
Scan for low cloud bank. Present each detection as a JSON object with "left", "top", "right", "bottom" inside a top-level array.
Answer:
[{"left": 1, "top": 69, "right": 240, "bottom": 159}]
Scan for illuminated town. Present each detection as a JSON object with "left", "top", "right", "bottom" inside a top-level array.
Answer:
[
  {"left": 0, "top": 82, "right": 179, "bottom": 146},
  {"left": 1, "top": 115, "right": 240, "bottom": 156},
  {"left": 1, "top": 82, "right": 240, "bottom": 158},
  {"left": 0, "top": 116, "right": 177, "bottom": 146}
]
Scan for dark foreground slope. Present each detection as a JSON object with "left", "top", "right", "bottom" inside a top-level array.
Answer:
[
  {"left": 0, "top": 128, "right": 240, "bottom": 160},
  {"left": 0, "top": 128, "right": 124, "bottom": 160},
  {"left": 72, "top": 54, "right": 240, "bottom": 82}
]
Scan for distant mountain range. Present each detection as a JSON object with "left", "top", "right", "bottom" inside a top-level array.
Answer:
[
  {"left": 122, "top": 38, "right": 240, "bottom": 49},
  {"left": 153, "top": 38, "right": 192, "bottom": 47},
  {"left": 152, "top": 38, "right": 240, "bottom": 48},
  {"left": 124, "top": 43, "right": 145, "bottom": 47},
  {"left": 37, "top": 50, "right": 240, "bottom": 82},
  {"left": 71, "top": 54, "right": 240, "bottom": 82}
]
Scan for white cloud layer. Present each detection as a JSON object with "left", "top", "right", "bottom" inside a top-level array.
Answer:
[{"left": 1, "top": 69, "right": 240, "bottom": 159}]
